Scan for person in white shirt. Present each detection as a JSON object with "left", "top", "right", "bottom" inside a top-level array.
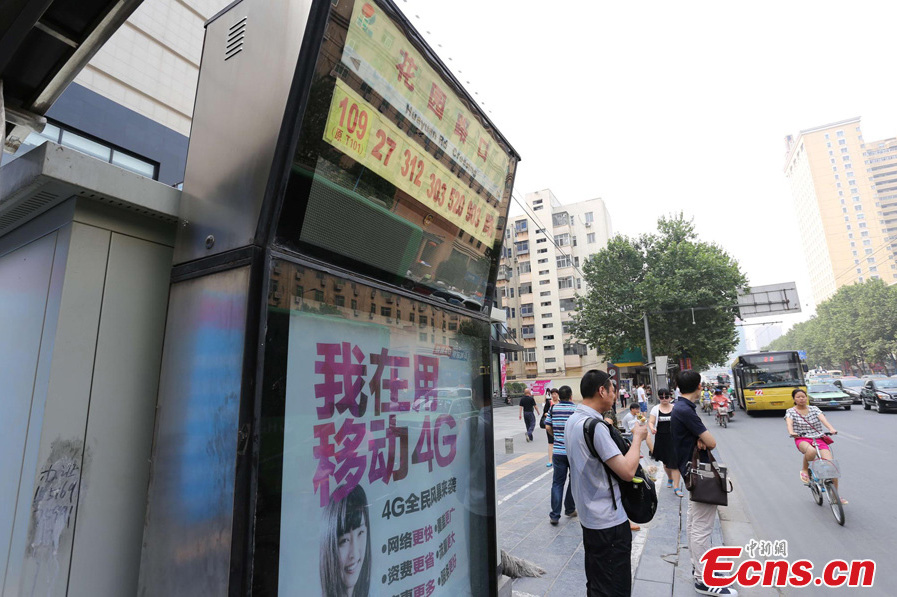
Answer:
[
  {"left": 636, "top": 384, "right": 648, "bottom": 413},
  {"left": 567, "top": 370, "right": 648, "bottom": 596},
  {"left": 620, "top": 403, "right": 640, "bottom": 432}
]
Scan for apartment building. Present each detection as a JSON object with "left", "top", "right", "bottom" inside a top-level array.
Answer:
[
  {"left": 496, "top": 190, "right": 612, "bottom": 380},
  {"left": 784, "top": 117, "right": 897, "bottom": 305}
]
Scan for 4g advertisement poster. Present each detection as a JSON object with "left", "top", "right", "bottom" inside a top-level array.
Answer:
[{"left": 277, "top": 304, "right": 492, "bottom": 597}]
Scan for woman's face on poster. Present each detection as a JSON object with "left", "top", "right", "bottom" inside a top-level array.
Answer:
[{"left": 337, "top": 524, "right": 367, "bottom": 591}]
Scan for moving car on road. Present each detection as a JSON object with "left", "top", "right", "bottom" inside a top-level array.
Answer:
[
  {"left": 860, "top": 378, "right": 897, "bottom": 413},
  {"left": 807, "top": 383, "right": 852, "bottom": 410},
  {"left": 833, "top": 378, "right": 865, "bottom": 405}
]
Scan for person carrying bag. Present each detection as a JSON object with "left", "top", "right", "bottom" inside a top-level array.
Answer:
[{"left": 684, "top": 446, "right": 733, "bottom": 506}]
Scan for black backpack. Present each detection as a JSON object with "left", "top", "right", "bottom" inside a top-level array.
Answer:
[{"left": 582, "top": 417, "right": 657, "bottom": 524}]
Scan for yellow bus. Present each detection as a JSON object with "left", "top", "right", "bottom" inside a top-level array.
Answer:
[{"left": 731, "top": 351, "right": 808, "bottom": 413}]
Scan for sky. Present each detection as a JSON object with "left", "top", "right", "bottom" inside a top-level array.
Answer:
[{"left": 400, "top": 0, "right": 897, "bottom": 333}]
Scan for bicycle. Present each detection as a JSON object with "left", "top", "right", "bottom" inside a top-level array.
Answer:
[{"left": 794, "top": 433, "right": 844, "bottom": 526}]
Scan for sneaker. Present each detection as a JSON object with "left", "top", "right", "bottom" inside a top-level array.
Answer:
[
  {"left": 549, "top": 518, "right": 559, "bottom": 526},
  {"left": 694, "top": 581, "right": 738, "bottom": 596},
  {"left": 565, "top": 509, "right": 577, "bottom": 517},
  {"left": 546, "top": 462, "right": 553, "bottom": 467}
]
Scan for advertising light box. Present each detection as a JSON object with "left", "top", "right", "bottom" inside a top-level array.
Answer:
[
  {"left": 276, "top": 0, "right": 518, "bottom": 307},
  {"left": 260, "top": 262, "right": 492, "bottom": 596}
]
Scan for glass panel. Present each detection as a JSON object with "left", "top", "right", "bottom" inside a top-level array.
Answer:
[
  {"left": 276, "top": 0, "right": 517, "bottom": 305},
  {"left": 256, "top": 260, "right": 493, "bottom": 595},
  {"left": 111, "top": 150, "right": 157, "bottom": 178},
  {"left": 60, "top": 130, "right": 112, "bottom": 161}
]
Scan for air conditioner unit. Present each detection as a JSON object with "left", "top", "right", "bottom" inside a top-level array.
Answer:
[{"left": 585, "top": 222, "right": 592, "bottom": 228}]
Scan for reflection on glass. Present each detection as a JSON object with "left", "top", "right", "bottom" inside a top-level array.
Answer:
[
  {"left": 277, "top": 0, "right": 517, "bottom": 307},
  {"left": 257, "top": 259, "right": 494, "bottom": 596}
]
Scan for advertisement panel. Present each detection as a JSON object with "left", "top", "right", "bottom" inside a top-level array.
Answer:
[{"left": 276, "top": 274, "right": 490, "bottom": 597}]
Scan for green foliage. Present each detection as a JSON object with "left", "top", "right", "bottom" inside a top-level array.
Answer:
[
  {"left": 766, "top": 279, "right": 897, "bottom": 373},
  {"left": 505, "top": 381, "right": 527, "bottom": 395},
  {"left": 570, "top": 213, "right": 747, "bottom": 370}
]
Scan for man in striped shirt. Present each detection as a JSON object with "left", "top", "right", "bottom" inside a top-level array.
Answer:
[{"left": 546, "top": 385, "right": 578, "bottom": 524}]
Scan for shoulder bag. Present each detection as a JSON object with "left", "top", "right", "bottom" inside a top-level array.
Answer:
[
  {"left": 539, "top": 404, "right": 551, "bottom": 429},
  {"left": 795, "top": 410, "right": 833, "bottom": 444},
  {"left": 583, "top": 417, "right": 657, "bottom": 523},
  {"left": 684, "top": 446, "right": 733, "bottom": 506}
]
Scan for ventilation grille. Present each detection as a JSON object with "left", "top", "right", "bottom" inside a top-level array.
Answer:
[
  {"left": 0, "top": 190, "right": 59, "bottom": 232},
  {"left": 225, "top": 17, "right": 247, "bottom": 61}
]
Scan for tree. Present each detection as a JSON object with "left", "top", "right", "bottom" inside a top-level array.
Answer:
[
  {"left": 767, "top": 279, "right": 897, "bottom": 374},
  {"left": 571, "top": 213, "right": 747, "bottom": 370}
]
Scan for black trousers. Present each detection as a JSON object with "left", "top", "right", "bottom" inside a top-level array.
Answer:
[{"left": 582, "top": 521, "right": 632, "bottom": 597}]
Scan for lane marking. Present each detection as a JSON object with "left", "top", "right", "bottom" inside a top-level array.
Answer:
[
  {"left": 496, "top": 453, "right": 546, "bottom": 480},
  {"left": 497, "top": 470, "right": 553, "bottom": 506}
]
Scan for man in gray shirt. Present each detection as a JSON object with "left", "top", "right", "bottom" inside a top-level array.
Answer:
[{"left": 567, "top": 370, "right": 648, "bottom": 596}]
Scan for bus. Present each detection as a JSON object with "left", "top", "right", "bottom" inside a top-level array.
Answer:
[{"left": 731, "top": 351, "right": 808, "bottom": 412}]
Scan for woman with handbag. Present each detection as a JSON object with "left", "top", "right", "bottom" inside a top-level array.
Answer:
[{"left": 784, "top": 388, "right": 844, "bottom": 503}]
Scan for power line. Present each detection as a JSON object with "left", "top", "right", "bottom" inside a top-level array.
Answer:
[
  {"left": 507, "top": 191, "right": 588, "bottom": 280},
  {"left": 832, "top": 232, "right": 897, "bottom": 284}
]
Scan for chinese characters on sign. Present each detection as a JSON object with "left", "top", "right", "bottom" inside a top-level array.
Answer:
[
  {"left": 323, "top": 80, "right": 499, "bottom": 246},
  {"left": 279, "top": 307, "right": 485, "bottom": 597}
]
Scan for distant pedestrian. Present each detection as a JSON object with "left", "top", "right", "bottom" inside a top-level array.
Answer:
[
  {"left": 544, "top": 389, "right": 560, "bottom": 467},
  {"left": 518, "top": 388, "right": 540, "bottom": 442},
  {"left": 636, "top": 384, "right": 648, "bottom": 413},
  {"left": 567, "top": 370, "right": 648, "bottom": 596},
  {"left": 546, "top": 386, "right": 577, "bottom": 524},
  {"left": 671, "top": 370, "right": 739, "bottom": 597}
]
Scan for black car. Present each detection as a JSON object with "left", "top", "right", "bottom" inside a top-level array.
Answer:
[
  {"left": 833, "top": 378, "right": 865, "bottom": 404},
  {"left": 860, "top": 378, "right": 897, "bottom": 413}
]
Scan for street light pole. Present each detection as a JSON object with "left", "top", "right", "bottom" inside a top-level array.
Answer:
[{"left": 643, "top": 313, "right": 657, "bottom": 399}]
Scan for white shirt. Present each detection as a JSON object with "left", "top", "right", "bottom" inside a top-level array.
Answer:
[
  {"left": 637, "top": 387, "right": 647, "bottom": 403},
  {"left": 621, "top": 411, "right": 639, "bottom": 431},
  {"left": 566, "top": 404, "right": 628, "bottom": 530}
]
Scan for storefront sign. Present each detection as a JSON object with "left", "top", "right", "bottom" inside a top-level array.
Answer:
[{"left": 279, "top": 309, "right": 488, "bottom": 596}]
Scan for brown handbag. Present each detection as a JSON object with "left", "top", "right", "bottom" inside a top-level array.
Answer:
[{"left": 684, "top": 446, "right": 733, "bottom": 506}]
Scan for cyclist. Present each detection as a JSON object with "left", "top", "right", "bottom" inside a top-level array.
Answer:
[{"left": 785, "top": 388, "right": 845, "bottom": 503}]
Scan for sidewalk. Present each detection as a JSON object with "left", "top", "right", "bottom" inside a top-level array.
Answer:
[{"left": 493, "top": 402, "right": 747, "bottom": 597}]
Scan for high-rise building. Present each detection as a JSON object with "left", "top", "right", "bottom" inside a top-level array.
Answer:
[
  {"left": 496, "top": 190, "right": 612, "bottom": 380},
  {"left": 3, "top": 0, "right": 233, "bottom": 185},
  {"left": 784, "top": 117, "right": 897, "bottom": 305}
]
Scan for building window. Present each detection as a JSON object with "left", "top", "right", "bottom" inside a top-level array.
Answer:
[
  {"left": 539, "top": 279, "right": 551, "bottom": 285},
  {"left": 542, "top": 323, "right": 554, "bottom": 329},
  {"left": 541, "top": 301, "right": 552, "bottom": 307},
  {"left": 521, "top": 303, "right": 534, "bottom": 316},
  {"left": 538, "top": 258, "right": 548, "bottom": 264},
  {"left": 559, "top": 277, "right": 574, "bottom": 289},
  {"left": 557, "top": 254, "right": 572, "bottom": 268},
  {"left": 545, "top": 358, "right": 557, "bottom": 363},
  {"left": 539, "top": 270, "right": 549, "bottom": 275},
  {"left": 515, "top": 241, "right": 529, "bottom": 254},
  {"left": 541, "top": 312, "right": 552, "bottom": 318},
  {"left": 837, "top": 130, "right": 844, "bottom": 138},
  {"left": 560, "top": 298, "right": 576, "bottom": 311},
  {"left": 537, "top": 248, "right": 548, "bottom": 254},
  {"left": 544, "top": 345, "right": 555, "bottom": 351},
  {"left": 519, "top": 261, "right": 531, "bottom": 274},
  {"left": 587, "top": 233, "right": 596, "bottom": 243},
  {"left": 543, "top": 335, "right": 555, "bottom": 340},
  {"left": 585, "top": 212, "right": 594, "bottom": 223},
  {"left": 555, "top": 233, "right": 571, "bottom": 246},
  {"left": 552, "top": 212, "right": 569, "bottom": 227},
  {"left": 515, "top": 220, "right": 528, "bottom": 232},
  {"left": 519, "top": 283, "right": 532, "bottom": 295},
  {"left": 540, "top": 291, "right": 551, "bottom": 297}
]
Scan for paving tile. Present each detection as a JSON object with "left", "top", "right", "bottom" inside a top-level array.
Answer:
[
  {"left": 633, "top": 578, "right": 674, "bottom": 596},
  {"left": 634, "top": 553, "right": 675, "bottom": 584}
]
